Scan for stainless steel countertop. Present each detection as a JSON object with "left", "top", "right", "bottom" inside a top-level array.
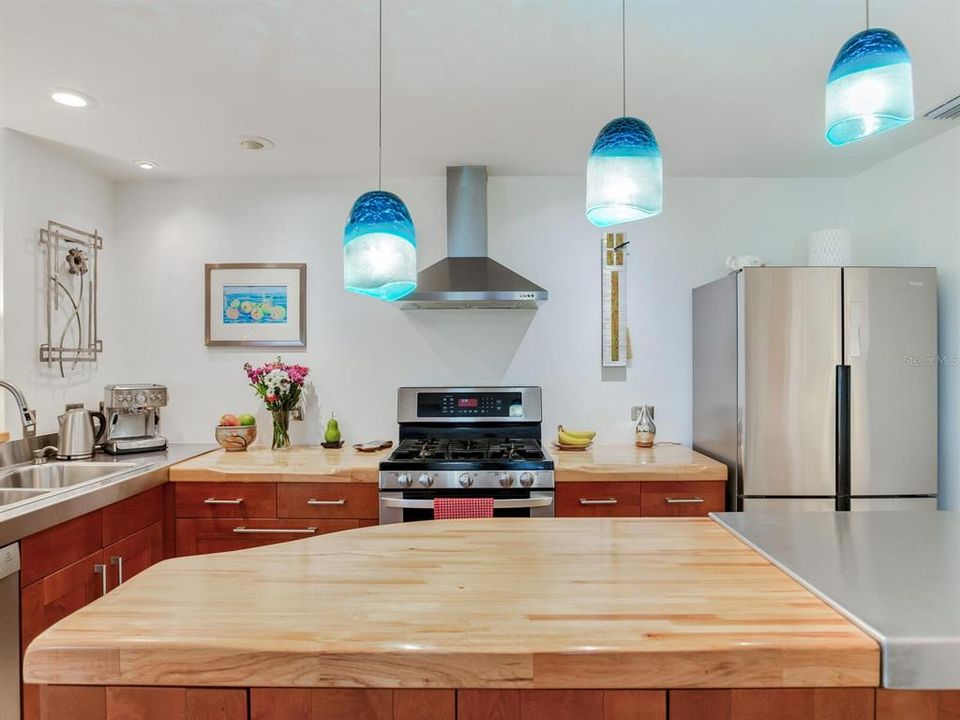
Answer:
[
  {"left": 713, "top": 511, "right": 960, "bottom": 690},
  {"left": 0, "top": 444, "right": 215, "bottom": 546}
]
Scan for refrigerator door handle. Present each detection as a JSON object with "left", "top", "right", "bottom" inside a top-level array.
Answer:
[{"left": 836, "top": 364, "right": 851, "bottom": 511}]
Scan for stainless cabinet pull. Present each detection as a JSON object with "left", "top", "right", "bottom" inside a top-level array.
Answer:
[
  {"left": 580, "top": 498, "right": 618, "bottom": 505},
  {"left": 232, "top": 526, "right": 317, "bottom": 534},
  {"left": 665, "top": 497, "right": 704, "bottom": 504},
  {"left": 94, "top": 563, "right": 107, "bottom": 596},
  {"left": 110, "top": 555, "right": 123, "bottom": 584},
  {"left": 307, "top": 498, "right": 346, "bottom": 506},
  {"left": 204, "top": 498, "right": 243, "bottom": 504}
]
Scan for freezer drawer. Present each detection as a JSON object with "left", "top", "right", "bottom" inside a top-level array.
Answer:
[
  {"left": 740, "top": 268, "right": 841, "bottom": 498},
  {"left": 850, "top": 497, "right": 938, "bottom": 511},
  {"left": 844, "top": 267, "right": 938, "bottom": 497},
  {"left": 741, "top": 498, "right": 836, "bottom": 511}
]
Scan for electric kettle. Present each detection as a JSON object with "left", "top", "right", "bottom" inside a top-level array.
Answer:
[{"left": 57, "top": 406, "right": 107, "bottom": 460}]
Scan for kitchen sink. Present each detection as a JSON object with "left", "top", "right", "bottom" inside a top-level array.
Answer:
[
  {"left": 0, "top": 462, "right": 140, "bottom": 491},
  {"left": 0, "top": 488, "right": 50, "bottom": 506}
]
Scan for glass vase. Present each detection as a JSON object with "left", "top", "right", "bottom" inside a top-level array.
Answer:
[{"left": 271, "top": 410, "right": 292, "bottom": 450}]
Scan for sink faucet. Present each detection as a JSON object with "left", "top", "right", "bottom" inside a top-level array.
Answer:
[{"left": 0, "top": 380, "right": 37, "bottom": 438}]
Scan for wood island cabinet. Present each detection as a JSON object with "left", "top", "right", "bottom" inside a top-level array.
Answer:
[
  {"left": 556, "top": 480, "right": 725, "bottom": 518},
  {"left": 52, "top": 687, "right": 943, "bottom": 720}
]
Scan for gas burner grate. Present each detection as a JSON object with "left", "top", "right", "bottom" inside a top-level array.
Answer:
[{"left": 389, "top": 438, "right": 546, "bottom": 463}]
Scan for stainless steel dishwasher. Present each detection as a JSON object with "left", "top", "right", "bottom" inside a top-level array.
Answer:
[{"left": 0, "top": 542, "right": 20, "bottom": 720}]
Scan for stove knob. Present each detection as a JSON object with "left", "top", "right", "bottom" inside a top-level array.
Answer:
[
  {"left": 396, "top": 473, "right": 412, "bottom": 488},
  {"left": 497, "top": 472, "right": 515, "bottom": 488},
  {"left": 417, "top": 473, "right": 433, "bottom": 488},
  {"left": 458, "top": 473, "right": 473, "bottom": 488},
  {"left": 519, "top": 472, "right": 536, "bottom": 488}
]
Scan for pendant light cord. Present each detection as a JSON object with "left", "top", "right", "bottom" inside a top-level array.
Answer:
[
  {"left": 378, "top": 0, "right": 383, "bottom": 190},
  {"left": 621, "top": 0, "right": 626, "bottom": 117},
  {"left": 865, "top": 0, "right": 869, "bottom": 29}
]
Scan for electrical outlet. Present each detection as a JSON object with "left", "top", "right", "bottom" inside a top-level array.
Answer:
[{"left": 631, "top": 406, "right": 655, "bottom": 421}]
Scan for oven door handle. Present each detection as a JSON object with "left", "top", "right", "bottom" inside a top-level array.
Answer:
[{"left": 380, "top": 496, "right": 554, "bottom": 510}]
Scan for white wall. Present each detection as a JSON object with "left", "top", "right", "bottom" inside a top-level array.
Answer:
[
  {"left": 113, "top": 175, "right": 845, "bottom": 446},
  {"left": 844, "top": 126, "right": 960, "bottom": 510},
  {"left": 0, "top": 129, "right": 116, "bottom": 435}
]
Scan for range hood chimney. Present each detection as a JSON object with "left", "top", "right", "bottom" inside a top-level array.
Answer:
[{"left": 397, "top": 166, "right": 548, "bottom": 310}]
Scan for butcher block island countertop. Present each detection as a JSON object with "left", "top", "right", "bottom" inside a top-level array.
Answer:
[
  {"left": 23, "top": 518, "right": 877, "bottom": 690},
  {"left": 169, "top": 443, "right": 726, "bottom": 483}
]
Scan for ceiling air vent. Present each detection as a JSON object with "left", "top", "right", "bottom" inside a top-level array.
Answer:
[{"left": 924, "top": 94, "right": 960, "bottom": 120}]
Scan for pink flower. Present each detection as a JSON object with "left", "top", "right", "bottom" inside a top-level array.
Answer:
[{"left": 266, "top": 394, "right": 277, "bottom": 403}]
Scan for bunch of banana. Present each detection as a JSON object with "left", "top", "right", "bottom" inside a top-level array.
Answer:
[{"left": 557, "top": 425, "right": 596, "bottom": 447}]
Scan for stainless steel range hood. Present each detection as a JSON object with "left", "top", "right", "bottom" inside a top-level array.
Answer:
[{"left": 397, "top": 166, "right": 548, "bottom": 310}]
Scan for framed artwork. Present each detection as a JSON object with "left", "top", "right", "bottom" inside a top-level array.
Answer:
[{"left": 204, "top": 263, "right": 306, "bottom": 347}]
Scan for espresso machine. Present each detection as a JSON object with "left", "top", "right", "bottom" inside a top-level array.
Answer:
[{"left": 101, "top": 384, "right": 168, "bottom": 454}]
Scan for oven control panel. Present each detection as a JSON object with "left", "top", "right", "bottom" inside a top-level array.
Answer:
[
  {"left": 397, "top": 387, "right": 542, "bottom": 424},
  {"left": 417, "top": 392, "right": 522, "bottom": 418}
]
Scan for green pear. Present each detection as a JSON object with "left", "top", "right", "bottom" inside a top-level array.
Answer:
[{"left": 324, "top": 417, "right": 341, "bottom": 444}]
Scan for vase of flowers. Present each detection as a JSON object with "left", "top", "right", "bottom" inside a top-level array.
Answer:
[{"left": 244, "top": 357, "right": 310, "bottom": 450}]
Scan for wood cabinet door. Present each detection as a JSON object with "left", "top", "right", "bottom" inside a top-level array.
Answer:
[
  {"left": 876, "top": 690, "right": 960, "bottom": 720},
  {"left": 640, "top": 482, "right": 725, "bottom": 517},
  {"left": 668, "top": 689, "right": 874, "bottom": 720},
  {"left": 102, "top": 521, "right": 163, "bottom": 591},
  {"left": 555, "top": 482, "right": 642, "bottom": 517},
  {"left": 277, "top": 483, "right": 378, "bottom": 519},
  {"left": 102, "top": 486, "right": 163, "bottom": 546},
  {"left": 174, "top": 482, "right": 277, "bottom": 518},
  {"left": 20, "top": 511, "right": 102, "bottom": 586},
  {"left": 176, "top": 518, "right": 364, "bottom": 556},
  {"left": 21, "top": 549, "right": 105, "bottom": 651}
]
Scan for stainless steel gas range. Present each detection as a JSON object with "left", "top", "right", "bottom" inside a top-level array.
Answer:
[{"left": 378, "top": 387, "right": 555, "bottom": 523}]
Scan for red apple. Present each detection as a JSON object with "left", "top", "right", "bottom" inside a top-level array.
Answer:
[{"left": 219, "top": 413, "right": 240, "bottom": 427}]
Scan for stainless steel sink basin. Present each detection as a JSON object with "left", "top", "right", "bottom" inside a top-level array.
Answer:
[
  {"left": 0, "top": 488, "right": 49, "bottom": 506},
  {"left": 0, "top": 462, "right": 139, "bottom": 491}
]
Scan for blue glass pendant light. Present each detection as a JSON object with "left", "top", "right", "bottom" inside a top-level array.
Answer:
[
  {"left": 586, "top": 0, "right": 662, "bottom": 227},
  {"left": 343, "top": 0, "right": 416, "bottom": 302},
  {"left": 825, "top": 0, "right": 913, "bottom": 146}
]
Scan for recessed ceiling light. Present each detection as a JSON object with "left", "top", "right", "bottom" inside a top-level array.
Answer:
[
  {"left": 50, "top": 88, "right": 97, "bottom": 108},
  {"left": 133, "top": 160, "right": 158, "bottom": 170},
  {"left": 238, "top": 135, "right": 275, "bottom": 151}
]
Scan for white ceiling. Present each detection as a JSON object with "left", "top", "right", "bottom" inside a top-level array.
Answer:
[{"left": 1, "top": 0, "right": 958, "bottom": 179}]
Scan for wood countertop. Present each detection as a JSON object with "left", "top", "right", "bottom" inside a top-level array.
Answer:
[
  {"left": 170, "top": 444, "right": 726, "bottom": 484},
  {"left": 23, "top": 518, "right": 877, "bottom": 689},
  {"left": 551, "top": 443, "right": 726, "bottom": 482},
  {"left": 169, "top": 445, "right": 389, "bottom": 483}
]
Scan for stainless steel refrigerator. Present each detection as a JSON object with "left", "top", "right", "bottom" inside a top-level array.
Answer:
[{"left": 693, "top": 267, "right": 938, "bottom": 511}]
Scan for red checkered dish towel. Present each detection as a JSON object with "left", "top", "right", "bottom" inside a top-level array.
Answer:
[{"left": 433, "top": 497, "right": 495, "bottom": 519}]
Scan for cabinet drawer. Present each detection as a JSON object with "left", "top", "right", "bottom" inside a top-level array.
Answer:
[
  {"left": 21, "top": 549, "right": 105, "bottom": 651},
  {"left": 555, "top": 482, "right": 642, "bottom": 517},
  {"left": 174, "top": 482, "right": 276, "bottom": 518},
  {"left": 640, "top": 482, "right": 725, "bottom": 517},
  {"left": 21, "top": 511, "right": 102, "bottom": 586},
  {"left": 277, "top": 483, "right": 378, "bottom": 519},
  {"left": 103, "top": 521, "right": 163, "bottom": 591},
  {"left": 175, "top": 518, "right": 368, "bottom": 556},
  {"left": 102, "top": 486, "right": 163, "bottom": 545}
]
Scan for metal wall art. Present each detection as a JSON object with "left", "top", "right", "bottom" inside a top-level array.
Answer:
[
  {"left": 39, "top": 221, "right": 103, "bottom": 376},
  {"left": 601, "top": 232, "right": 631, "bottom": 367}
]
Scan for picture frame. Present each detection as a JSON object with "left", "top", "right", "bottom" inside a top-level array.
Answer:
[{"left": 204, "top": 263, "right": 306, "bottom": 348}]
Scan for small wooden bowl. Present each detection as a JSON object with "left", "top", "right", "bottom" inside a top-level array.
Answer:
[{"left": 320, "top": 440, "right": 344, "bottom": 449}]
